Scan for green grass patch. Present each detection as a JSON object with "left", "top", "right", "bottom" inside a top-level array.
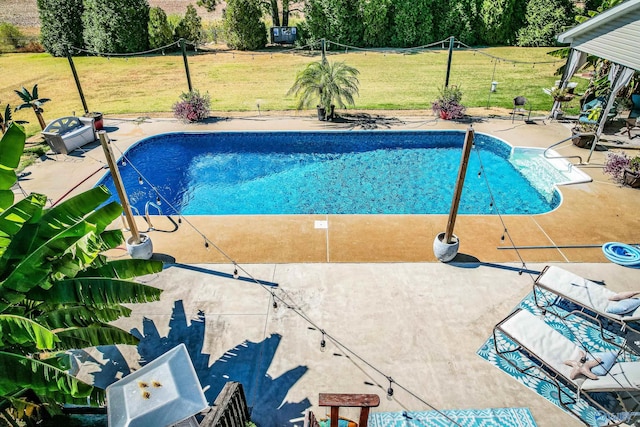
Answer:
[{"left": 0, "top": 47, "right": 582, "bottom": 136}]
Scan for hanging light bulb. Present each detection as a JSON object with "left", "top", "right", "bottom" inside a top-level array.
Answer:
[
  {"left": 500, "top": 234, "right": 505, "bottom": 241},
  {"left": 233, "top": 267, "right": 239, "bottom": 279},
  {"left": 272, "top": 294, "right": 278, "bottom": 312},
  {"left": 320, "top": 335, "right": 326, "bottom": 352},
  {"left": 121, "top": 159, "right": 127, "bottom": 166},
  {"left": 156, "top": 196, "right": 161, "bottom": 206},
  {"left": 178, "top": 217, "right": 182, "bottom": 224},
  {"left": 386, "top": 378, "right": 394, "bottom": 401},
  {"left": 489, "top": 202, "right": 493, "bottom": 208},
  {"left": 138, "top": 176, "right": 144, "bottom": 185},
  {"left": 477, "top": 171, "right": 482, "bottom": 178},
  {"left": 204, "top": 240, "right": 209, "bottom": 248}
]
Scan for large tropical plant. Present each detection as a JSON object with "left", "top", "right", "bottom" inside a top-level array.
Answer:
[
  {"left": 0, "top": 104, "right": 28, "bottom": 134},
  {"left": 287, "top": 59, "right": 360, "bottom": 120},
  {"left": 0, "top": 123, "right": 163, "bottom": 423},
  {"left": 14, "top": 85, "right": 50, "bottom": 131}
]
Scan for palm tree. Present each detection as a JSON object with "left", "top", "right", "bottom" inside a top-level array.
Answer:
[
  {"left": 14, "top": 85, "right": 50, "bottom": 130},
  {"left": 287, "top": 59, "right": 360, "bottom": 121},
  {"left": 0, "top": 124, "right": 163, "bottom": 424}
]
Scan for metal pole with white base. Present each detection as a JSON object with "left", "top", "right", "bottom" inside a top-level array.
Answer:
[{"left": 98, "top": 130, "right": 153, "bottom": 259}]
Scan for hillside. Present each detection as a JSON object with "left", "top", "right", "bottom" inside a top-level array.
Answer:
[{"left": 0, "top": 0, "right": 224, "bottom": 28}]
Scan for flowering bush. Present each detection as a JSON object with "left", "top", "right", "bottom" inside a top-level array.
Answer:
[
  {"left": 172, "top": 90, "right": 211, "bottom": 122},
  {"left": 432, "top": 85, "right": 466, "bottom": 120},
  {"left": 603, "top": 152, "right": 640, "bottom": 183}
]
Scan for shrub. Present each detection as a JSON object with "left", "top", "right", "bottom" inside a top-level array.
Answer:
[
  {"left": 517, "top": 0, "right": 576, "bottom": 47},
  {"left": 83, "top": 0, "right": 150, "bottom": 53},
  {"left": 174, "top": 4, "right": 202, "bottom": 45},
  {"left": 149, "top": 6, "right": 174, "bottom": 49},
  {"left": 432, "top": 85, "right": 466, "bottom": 120},
  {"left": 223, "top": 0, "right": 267, "bottom": 50},
  {"left": 37, "top": 0, "right": 84, "bottom": 56},
  {"left": 0, "top": 22, "right": 26, "bottom": 52},
  {"left": 173, "top": 90, "right": 211, "bottom": 122}
]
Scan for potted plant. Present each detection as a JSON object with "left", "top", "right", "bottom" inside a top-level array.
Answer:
[
  {"left": 572, "top": 106, "right": 601, "bottom": 148},
  {"left": 287, "top": 59, "right": 360, "bottom": 121},
  {"left": 84, "top": 111, "right": 104, "bottom": 130},
  {"left": 432, "top": 85, "right": 465, "bottom": 120},
  {"left": 603, "top": 151, "right": 640, "bottom": 188},
  {"left": 549, "top": 87, "right": 574, "bottom": 103}
]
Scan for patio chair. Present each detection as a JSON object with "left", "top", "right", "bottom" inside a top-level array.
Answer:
[
  {"left": 626, "top": 94, "right": 640, "bottom": 138},
  {"left": 578, "top": 97, "right": 617, "bottom": 126},
  {"left": 493, "top": 308, "right": 640, "bottom": 425},
  {"left": 511, "top": 96, "right": 531, "bottom": 123},
  {"left": 533, "top": 265, "right": 640, "bottom": 335}
]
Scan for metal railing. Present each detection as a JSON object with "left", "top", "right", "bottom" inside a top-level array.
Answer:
[{"left": 543, "top": 132, "right": 596, "bottom": 165}]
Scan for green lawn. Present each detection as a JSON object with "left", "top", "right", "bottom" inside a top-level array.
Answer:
[{"left": 1, "top": 46, "right": 585, "bottom": 136}]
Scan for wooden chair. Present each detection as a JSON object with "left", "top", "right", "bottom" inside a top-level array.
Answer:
[{"left": 309, "top": 393, "right": 380, "bottom": 427}]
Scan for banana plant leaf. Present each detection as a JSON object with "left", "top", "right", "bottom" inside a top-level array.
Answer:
[
  {"left": 0, "top": 124, "right": 25, "bottom": 173},
  {"left": 0, "top": 195, "right": 47, "bottom": 261},
  {"left": 78, "top": 258, "right": 164, "bottom": 279},
  {"left": 26, "top": 278, "right": 162, "bottom": 305},
  {"left": 0, "top": 351, "right": 99, "bottom": 402},
  {"left": 0, "top": 315, "right": 59, "bottom": 350},
  {"left": 54, "top": 325, "right": 139, "bottom": 349},
  {"left": 0, "top": 221, "right": 98, "bottom": 292},
  {"left": 0, "top": 124, "right": 26, "bottom": 211},
  {"left": 35, "top": 304, "right": 132, "bottom": 329},
  {"left": 39, "top": 186, "right": 111, "bottom": 232}
]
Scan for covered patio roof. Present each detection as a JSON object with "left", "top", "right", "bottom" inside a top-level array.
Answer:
[{"left": 557, "top": 0, "right": 640, "bottom": 72}]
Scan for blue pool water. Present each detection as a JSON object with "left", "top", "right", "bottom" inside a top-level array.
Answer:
[{"left": 96, "top": 131, "right": 562, "bottom": 215}]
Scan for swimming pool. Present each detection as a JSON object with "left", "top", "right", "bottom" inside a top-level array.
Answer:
[{"left": 96, "top": 131, "right": 582, "bottom": 215}]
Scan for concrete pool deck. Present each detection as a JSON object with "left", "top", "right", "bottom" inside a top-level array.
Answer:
[
  {"left": 16, "top": 111, "right": 640, "bottom": 427},
  {"left": 20, "top": 111, "right": 640, "bottom": 264}
]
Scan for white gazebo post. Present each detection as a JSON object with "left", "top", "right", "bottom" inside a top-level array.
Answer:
[{"left": 99, "top": 130, "right": 153, "bottom": 259}]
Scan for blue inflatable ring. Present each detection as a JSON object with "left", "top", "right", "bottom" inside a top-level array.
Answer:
[{"left": 602, "top": 242, "right": 640, "bottom": 266}]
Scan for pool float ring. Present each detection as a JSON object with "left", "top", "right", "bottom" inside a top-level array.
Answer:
[{"left": 602, "top": 242, "right": 640, "bottom": 266}]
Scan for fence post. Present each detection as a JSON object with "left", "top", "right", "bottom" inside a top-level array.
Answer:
[
  {"left": 66, "top": 47, "right": 89, "bottom": 115},
  {"left": 180, "top": 38, "right": 193, "bottom": 92},
  {"left": 321, "top": 38, "right": 326, "bottom": 62}
]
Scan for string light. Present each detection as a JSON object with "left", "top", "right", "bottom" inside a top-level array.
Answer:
[
  {"left": 138, "top": 176, "right": 144, "bottom": 185},
  {"left": 272, "top": 293, "right": 278, "bottom": 312},
  {"left": 233, "top": 267, "right": 239, "bottom": 279},
  {"left": 121, "top": 159, "right": 127, "bottom": 166},
  {"left": 386, "top": 377, "right": 394, "bottom": 400},
  {"left": 156, "top": 196, "right": 161, "bottom": 205},
  {"left": 320, "top": 330, "right": 326, "bottom": 352},
  {"left": 204, "top": 240, "right": 209, "bottom": 248}
]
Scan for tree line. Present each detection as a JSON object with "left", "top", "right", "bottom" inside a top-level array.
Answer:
[{"left": 35, "top": 0, "right": 608, "bottom": 56}]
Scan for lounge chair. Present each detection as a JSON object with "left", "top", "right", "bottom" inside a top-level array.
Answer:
[
  {"left": 493, "top": 308, "right": 640, "bottom": 425},
  {"left": 533, "top": 266, "right": 640, "bottom": 335}
]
